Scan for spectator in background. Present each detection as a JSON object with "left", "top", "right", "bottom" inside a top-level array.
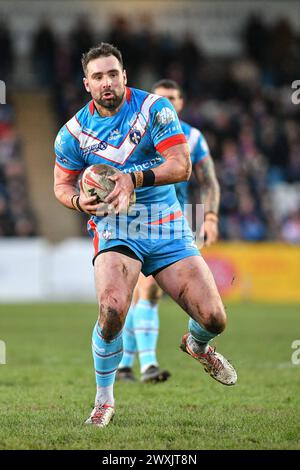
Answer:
[
  {"left": 271, "top": 18, "right": 296, "bottom": 85},
  {"left": 259, "top": 117, "right": 288, "bottom": 184},
  {"left": 31, "top": 19, "right": 57, "bottom": 88},
  {"left": 0, "top": 104, "right": 38, "bottom": 237},
  {"left": 54, "top": 39, "right": 73, "bottom": 84},
  {"left": 281, "top": 211, "right": 300, "bottom": 244},
  {"left": 287, "top": 143, "right": 300, "bottom": 182},
  {"left": 107, "top": 15, "right": 136, "bottom": 76},
  {"left": 238, "top": 191, "right": 266, "bottom": 241},
  {"left": 0, "top": 195, "right": 13, "bottom": 236},
  {"left": 69, "top": 16, "right": 94, "bottom": 83},
  {"left": 285, "top": 119, "right": 300, "bottom": 183},
  {"left": 134, "top": 14, "right": 161, "bottom": 79},
  {"left": 243, "top": 14, "right": 270, "bottom": 67},
  {"left": 0, "top": 20, "right": 14, "bottom": 82}
]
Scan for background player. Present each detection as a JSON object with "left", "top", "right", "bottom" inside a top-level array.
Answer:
[
  {"left": 117, "top": 79, "right": 220, "bottom": 383},
  {"left": 54, "top": 43, "right": 236, "bottom": 428}
]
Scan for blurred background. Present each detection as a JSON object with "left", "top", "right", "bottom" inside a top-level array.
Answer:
[{"left": 0, "top": 0, "right": 300, "bottom": 302}]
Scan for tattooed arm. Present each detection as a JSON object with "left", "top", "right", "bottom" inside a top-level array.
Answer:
[{"left": 194, "top": 155, "right": 220, "bottom": 246}]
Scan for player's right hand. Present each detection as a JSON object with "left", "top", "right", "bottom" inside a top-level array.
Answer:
[
  {"left": 78, "top": 182, "right": 112, "bottom": 216},
  {"left": 104, "top": 172, "right": 134, "bottom": 214}
]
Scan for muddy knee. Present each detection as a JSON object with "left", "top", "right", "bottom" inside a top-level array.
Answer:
[
  {"left": 201, "top": 305, "right": 227, "bottom": 334},
  {"left": 98, "top": 290, "right": 128, "bottom": 341}
]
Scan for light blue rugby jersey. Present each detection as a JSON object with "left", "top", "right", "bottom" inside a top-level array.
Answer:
[
  {"left": 175, "top": 120, "right": 210, "bottom": 209},
  {"left": 54, "top": 87, "right": 187, "bottom": 222}
]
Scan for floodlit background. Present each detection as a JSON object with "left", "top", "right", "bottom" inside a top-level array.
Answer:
[{"left": 0, "top": 1, "right": 300, "bottom": 451}]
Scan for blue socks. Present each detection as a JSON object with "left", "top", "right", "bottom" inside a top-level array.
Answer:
[
  {"left": 119, "top": 300, "right": 159, "bottom": 373},
  {"left": 118, "top": 305, "right": 137, "bottom": 369},
  {"left": 92, "top": 322, "right": 123, "bottom": 391},
  {"left": 188, "top": 318, "right": 218, "bottom": 344},
  {"left": 133, "top": 300, "right": 159, "bottom": 373}
]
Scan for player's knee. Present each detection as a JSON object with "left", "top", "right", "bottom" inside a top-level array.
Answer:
[
  {"left": 98, "top": 289, "right": 128, "bottom": 341},
  {"left": 201, "top": 304, "right": 227, "bottom": 334},
  {"left": 98, "top": 304, "right": 124, "bottom": 341}
]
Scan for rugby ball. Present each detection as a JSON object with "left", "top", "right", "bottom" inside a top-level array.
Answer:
[
  {"left": 81, "top": 164, "right": 118, "bottom": 203},
  {"left": 81, "top": 163, "right": 136, "bottom": 206}
]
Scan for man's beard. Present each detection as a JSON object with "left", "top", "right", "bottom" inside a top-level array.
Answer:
[{"left": 96, "top": 90, "right": 125, "bottom": 110}]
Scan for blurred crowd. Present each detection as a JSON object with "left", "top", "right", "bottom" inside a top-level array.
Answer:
[
  {"left": 1, "top": 13, "right": 300, "bottom": 242},
  {"left": 0, "top": 102, "right": 37, "bottom": 236}
]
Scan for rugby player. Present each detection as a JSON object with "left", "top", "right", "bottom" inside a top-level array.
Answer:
[
  {"left": 54, "top": 43, "right": 237, "bottom": 428},
  {"left": 117, "top": 79, "right": 220, "bottom": 383}
]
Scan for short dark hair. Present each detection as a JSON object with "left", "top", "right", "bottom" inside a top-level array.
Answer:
[
  {"left": 81, "top": 42, "right": 123, "bottom": 75},
  {"left": 151, "top": 79, "right": 183, "bottom": 97}
]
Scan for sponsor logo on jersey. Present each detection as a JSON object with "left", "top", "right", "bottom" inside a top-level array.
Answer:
[
  {"left": 108, "top": 129, "right": 123, "bottom": 141},
  {"left": 55, "top": 133, "right": 66, "bottom": 152},
  {"left": 82, "top": 127, "right": 99, "bottom": 137},
  {"left": 129, "top": 128, "right": 142, "bottom": 145},
  {"left": 123, "top": 156, "right": 162, "bottom": 174},
  {"left": 57, "top": 155, "right": 69, "bottom": 165},
  {"left": 156, "top": 107, "right": 176, "bottom": 126},
  {"left": 82, "top": 141, "right": 108, "bottom": 156},
  {"left": 157, "top": 124, "right": 182, "bottom": 140}
]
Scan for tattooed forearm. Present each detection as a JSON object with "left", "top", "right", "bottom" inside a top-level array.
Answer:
[
  {"left": 194, "top": 156, "right": 220, "bottom": 214},
  {"left": 55, "top": 184, "right": 78, "bottom": 209}
]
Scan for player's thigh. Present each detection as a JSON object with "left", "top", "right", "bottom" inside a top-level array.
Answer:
[
  {"left": 154, "top": 255, "right": 225, "bottom": 324},
  {"left": 137, "top": 273, "right": 162, "bottom": 303},
  {"left": 94, "top": 251, "right": 142, "bottom": 310}
]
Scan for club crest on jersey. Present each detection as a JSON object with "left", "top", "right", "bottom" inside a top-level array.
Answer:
[
  {"left": 108, "top": 129, "right": 122, "bottom": 141},
  {"left": 102, "top": 229, "right": 112, "bottom": 240},
  {"left": 129, "top": 129, "right": 142, "bottom": 145},
  {"left": 83, "top": 141, "right": 108, "bottom": 156}
]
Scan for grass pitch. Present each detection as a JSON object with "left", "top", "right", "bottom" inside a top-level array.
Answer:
[{"left": 0, "top": 300, "right": 299, "bottom": 450}]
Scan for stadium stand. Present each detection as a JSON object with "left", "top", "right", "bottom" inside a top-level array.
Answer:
[
  {"left": 1, "top": 10, "right": 300, "bottom": 242},
  {"left": 48, "top": 14, "right": 300, "bottom": 242},
  {"left": 12, "top": 92, "right": 79, "bottom": 240},
  {"left": 0, "top": 99, "right": 37, "bottom": 236}
]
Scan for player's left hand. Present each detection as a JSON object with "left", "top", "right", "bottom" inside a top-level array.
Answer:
[
  {"left": 104, "top": 173, "right": 134, "bottom": 213},
  {"left": 203, "top": 219, "right": 218, "bottom": 246}
]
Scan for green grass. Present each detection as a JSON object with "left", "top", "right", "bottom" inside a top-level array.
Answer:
[{"left": 0, "top": 300, "right": 300, "bottom": 450}]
